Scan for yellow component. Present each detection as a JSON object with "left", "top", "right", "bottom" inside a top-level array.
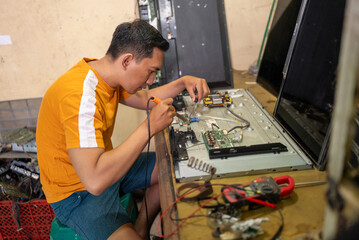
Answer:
[{"left": 204, "top": 97, "right": 212, "bottom": 105}]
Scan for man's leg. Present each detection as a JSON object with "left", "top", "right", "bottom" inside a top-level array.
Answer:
[
  {"left": 50, "top": 187, "right": 134, "bottom": 240},
  {"left": 114, "top": 152, "right": 159, "bottom": 239},
  {"left": 134, "top": 163, "right": 160, "bottom": 239}
]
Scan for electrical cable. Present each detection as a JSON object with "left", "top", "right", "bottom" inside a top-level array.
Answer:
[
  {"left": 270, "top": 206, "right": 284, "bottom": 240},
  {"left": 211, "top": 123, "right": 220, "bottom": 130},
  {"left": 157, "top": 182, "right": 285, "bottom": 239},
  {"left": 144, "top": 97, "right": 154, "bottom": 240},
  {"left": 224, "top": 104, "right": 250, "bottom": 129},
  {"left": 12, "top": 201, "right": 32, "bottom": 240},
  {"left": 227, "top": 126, "right": 243, "bottom": 133},
  {"left": 155, "top": 183, "right": 245, "bottom": 238},
  {"left": 156, "top": 185, "right": 224, "bottom": 238},
  {"left": 199, "top": 115, "right": 239, "bottom": 124}
]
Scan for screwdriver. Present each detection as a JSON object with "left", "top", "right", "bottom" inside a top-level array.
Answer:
[
  {"left": 151, "top": 96, "right": 188, "bottom": 122},
  {"left": 189, "top": 97, "right": 198, "bottom": 119}
]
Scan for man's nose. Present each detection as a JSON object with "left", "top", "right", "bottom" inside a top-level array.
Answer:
[{"left": 146, "top": 75, "right": 155, "bottom": 85}]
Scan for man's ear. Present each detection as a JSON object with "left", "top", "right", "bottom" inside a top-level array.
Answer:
[{"left": 122, "top": 53, "right": 134, "bottom": 69}]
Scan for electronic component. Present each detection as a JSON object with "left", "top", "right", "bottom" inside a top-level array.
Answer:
[
  {"left": 203, "top": 92, "right": 232, "bottom": 108},
  {"left": 11, "top": 139, "right": 37, "bottom": 153},
  {"left": 0, "top": 160, "right": 43, "bottom": 200},
  {"left": 169, "top": 127, "right": 198, "bottom": 161},
  {"left": 202, "top": 129, "right": 287, "bottom": 159},
  {"left": 2, "top": 127, "right": 36, "bottom": 145},
  {"left": 9, "top": 160, "right": 39, "bottom": 180},
  {"left": 176, "top": 113, "right": 191, "bottom": 126},
  {"left": 172, "top": 94, "right": 186, "bottom": 112}
]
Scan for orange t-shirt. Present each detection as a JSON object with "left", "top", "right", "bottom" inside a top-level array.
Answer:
[{"left": 36, "top": 58, "right": 131, "bottom": 203}]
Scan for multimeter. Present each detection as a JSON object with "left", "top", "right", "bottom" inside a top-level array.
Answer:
[{"left": 221, "top": 175, "right": 295, "bottom": 209}]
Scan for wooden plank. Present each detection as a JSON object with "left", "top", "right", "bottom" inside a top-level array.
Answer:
[{"left": 154, "top": 129, "right": 180, "bottom": 240}]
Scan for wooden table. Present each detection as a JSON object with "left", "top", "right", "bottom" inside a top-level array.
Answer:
[{"left": 155, "top": 72, "right": 328, "bottom": 239}]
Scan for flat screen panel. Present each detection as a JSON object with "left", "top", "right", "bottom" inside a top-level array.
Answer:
[
  {"left": 257, "top": 0, "right": 303, "bottom": 97},
  {"left": 274, "top": 0, "right": 346, "bottom": 168},
  {"left": 157, "top": 0, "right": 233, "bottom": 89}
]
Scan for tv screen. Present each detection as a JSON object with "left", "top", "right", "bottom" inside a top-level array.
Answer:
[
  {"left": 257, "top": 0, "right": 304, "bottom": 97},
  {"left": 274, "top": 0, "right": 346, "bottom": 168}
]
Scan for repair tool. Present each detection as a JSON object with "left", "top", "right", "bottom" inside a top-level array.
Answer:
[
  {"left": 151, "top": 96, "right": 188, "bottom": 122},
  {"left": 189, "top": 97, "right": 198, "bottom": 119},
  {"left": 221, "top": 175, "right": 295, "bottom": 209}
]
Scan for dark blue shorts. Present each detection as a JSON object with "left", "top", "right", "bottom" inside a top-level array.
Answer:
[{"left": 50, "top": 152, "right": 156, "bottom": 240}]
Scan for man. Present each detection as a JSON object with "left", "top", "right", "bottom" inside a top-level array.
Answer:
[{"left": 36, "top": 19, "right": 209, "bottom": 239}]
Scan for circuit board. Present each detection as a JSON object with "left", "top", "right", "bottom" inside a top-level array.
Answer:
[
  {"left": 202, "top": 130, "right": 234, "bottom": 149},
  {"left": 203, "top": 92, "right": 232, "bottom": 107}
]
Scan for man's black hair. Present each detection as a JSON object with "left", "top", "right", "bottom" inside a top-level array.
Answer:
[{"left": 106, "top": 19, "right": 169, "bottom": 62}]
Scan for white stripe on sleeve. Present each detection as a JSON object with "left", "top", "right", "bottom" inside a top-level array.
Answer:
[{"left": 78, "top": 70, "right": 98, "bottom": 147}]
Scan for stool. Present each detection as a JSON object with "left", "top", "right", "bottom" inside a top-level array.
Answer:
[{"left": 50, "top": 193, "right": 138, "bottom": 239}]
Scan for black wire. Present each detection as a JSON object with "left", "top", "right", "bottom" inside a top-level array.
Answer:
[
  {"left": 270, "top": 206, "right": 284, "bottom": 240},
  {"left": 171, "top": 181, "right": 284, "bottom": 238},
  {"left": 227, "top": 126, "right": 243, "bottom": 133},
  {"left": 211, "top": 123, "right": 220, "bottom": 130},
  {"left": 145, "top": 97, "right": 154, "bottom": 240},
  {"left": 12, "top": 201, "right": 32, "bottom": 240},
  {"left": 224, "top": 104, "right": 250, "bottom": 129},
  {"left": 261, "top": 194, "right": 284, "bottom": 240}
]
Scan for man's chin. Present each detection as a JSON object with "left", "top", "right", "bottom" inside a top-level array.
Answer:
[
  {"left": 127, "top": 89, "right": 139, "bottom": 94},
  {"left": 127, "top": 87, "right": 144, "bottom": 94}
]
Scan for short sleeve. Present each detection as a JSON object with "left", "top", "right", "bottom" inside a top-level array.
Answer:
[{"left": 59, "top": 93, "right": 105, "bottom": 149}]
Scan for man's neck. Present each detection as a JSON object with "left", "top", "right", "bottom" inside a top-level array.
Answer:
[{"left": 88, "top": 56, "right": 119, "bottom": 88}]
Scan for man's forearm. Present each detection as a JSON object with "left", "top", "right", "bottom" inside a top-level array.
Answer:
[{"left": 71, "top": 120, "right": 151, "bottom": 195}]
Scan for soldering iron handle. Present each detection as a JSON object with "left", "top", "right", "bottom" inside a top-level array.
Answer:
[{"left": 151, "top": 96, "right": 162, "bottom": 104}]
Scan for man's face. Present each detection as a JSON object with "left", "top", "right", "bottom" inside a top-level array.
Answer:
[{"left": 123, "top": 47, "right": 164, "bottom": 94}]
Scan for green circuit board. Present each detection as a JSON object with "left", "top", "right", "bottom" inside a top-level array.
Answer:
[{"left": 202, "top": 130, "right": 234, "bottom": 151}]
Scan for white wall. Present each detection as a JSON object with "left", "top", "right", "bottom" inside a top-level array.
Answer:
[
  {"left": 0, "top": 0, "right": 272, "bottom": 147},
  {"left": 0, "top": 0, "right": 138, "bottom": 101}
]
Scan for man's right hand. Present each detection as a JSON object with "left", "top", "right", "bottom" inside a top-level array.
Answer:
[{"left": 148, "top": 98, "right": 175, "bottom": 136}]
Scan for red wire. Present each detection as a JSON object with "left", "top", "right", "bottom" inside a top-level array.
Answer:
[
  {"left": 156, "top": 185, "right": 224, "bottom": 238},
  {"left": 156, "top": 183, "right": 277, "bottom": 238},
  {"left": 156, "top": 183, "right": 239, "bottom": 238}
]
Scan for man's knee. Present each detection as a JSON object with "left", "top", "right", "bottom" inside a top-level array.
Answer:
[
  {"left": 107, "top": 222, "right": 142, "bottom": 240},
  {"left": 150, "top": 162, "right": 159, "bottom": 185}
]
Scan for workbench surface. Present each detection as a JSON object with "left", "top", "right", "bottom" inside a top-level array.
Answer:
[{"left": 154, "top": 71, "right": 327, "bottom": 240}]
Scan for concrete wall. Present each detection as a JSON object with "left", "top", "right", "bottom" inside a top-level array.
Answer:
[
  {"left": 0, "top": 0, "right": 271, "bottom": 147},
  {"left": 225, "top": 0, "right": 272, "bottom": 70}
]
